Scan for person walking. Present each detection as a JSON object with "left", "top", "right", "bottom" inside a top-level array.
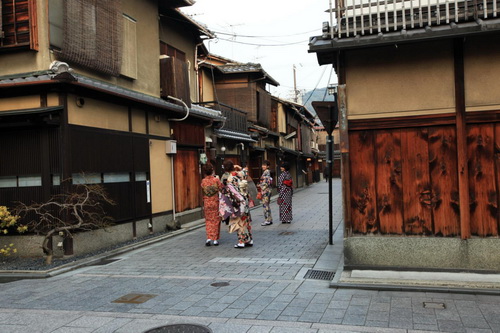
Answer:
[
  {"left": 258, "top": 160, "right": 273, "bottom": 226},
  {"left": 219, "top": 160, "right": 253, "bottom": 248},
  {"left": 201, "top": 164, "right": 223, "bottom": 246},
  {"left": 278, "top": 162, "right": 293, "bottom": 224}
]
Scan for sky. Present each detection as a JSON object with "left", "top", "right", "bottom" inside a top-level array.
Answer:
[{"left": 181, "top": 0, "right": 338, "bottom": 102}]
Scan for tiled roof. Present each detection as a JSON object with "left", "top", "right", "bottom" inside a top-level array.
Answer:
[
  {"left": 217, "top": 63, "right": 279, "bottom": 86},
  {"left": 0, "top": 70, "right": 224, "bottom": 121},
  {"left": 214, "top": 129, "right": 256, "bottom": 143}
]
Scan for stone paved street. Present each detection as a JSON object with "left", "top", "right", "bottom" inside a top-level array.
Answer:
[{"left": 1, "top": 180, "right": 500, "bottom": 332}]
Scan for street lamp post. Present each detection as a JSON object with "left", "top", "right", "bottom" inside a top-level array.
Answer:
[{"left": 312, "top": 90, "right": 339, "bottom": 245}]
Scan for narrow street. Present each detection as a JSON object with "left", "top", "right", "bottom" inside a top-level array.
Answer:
[{"left": 1, "top": 180, "right": 500, "bottom": 333}]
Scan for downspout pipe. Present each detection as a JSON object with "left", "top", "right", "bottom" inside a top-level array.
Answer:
[{"left": 167, "top": 96, "right": 190, "bottom": 121}]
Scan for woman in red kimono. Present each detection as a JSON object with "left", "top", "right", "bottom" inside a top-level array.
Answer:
[{"left": 201, "top": 163, "right": 223, "bottom": 246}]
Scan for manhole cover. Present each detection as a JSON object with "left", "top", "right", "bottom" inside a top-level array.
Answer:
[
  {"left": 303, "top": 269, "right": 335, "bottom": 280},
  {"left": 423, "top": 302, "right": 446, "bottom": 309},
  {"left": 113, "top": 293, "right": 157, "bottom": 304},
  {"left": 279, "top": 231, "right": 295, "bottom": 235},
  {"left": 90, "top": 258, "right": 121, "bottom": 266},
  {"left": 211, "top": 282, "right": 230, "bottom": 287},
  {"left": 144, "top": 324, "right": 212, "bottom": 333}
]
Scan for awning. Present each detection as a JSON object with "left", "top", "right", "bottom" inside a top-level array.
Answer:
[
  {"left": 214, "top": 129, "right": 256, "bottom": 143},
  {"left": 0, "top": 106, "right": 62, "bottom": 117},
  {"left": 280, "top": 147, "right": 301, "bottom": 156},
  {"left": 302, "top": 153, "right": 315, "bottom": 158}
]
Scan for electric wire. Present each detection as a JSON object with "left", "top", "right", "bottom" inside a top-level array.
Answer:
[
  {"left": 322, "top": 65, "right": 334, "bottom": 101},
  {"left": 302, "top": 66, "right": 328, "bottom": 107},
  {"left": 216, "top": 36, "right": 308, "bottom": 47}
]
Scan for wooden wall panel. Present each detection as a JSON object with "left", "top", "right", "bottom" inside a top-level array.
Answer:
[
  {"left": 468, "top": 124, "right": 498, "bottom": 236},
  {"left": 174, "top": 149, "right": 201, "bottom": 212},
  {"left": 375, "top": 130, "right": 403, "bottom": 234},
  {"left": 428, "top": 126, "right": 460, "bottom": 236},
  {"left": 349, "top": 131, "right": 378, "bottom": 234},
  {"left": 402, "top": 128, "right": 433, "bottom": 235}
]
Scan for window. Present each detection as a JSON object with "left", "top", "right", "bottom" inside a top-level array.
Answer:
[
  {"left": 72, "top": 173, "right": 101, "bottom": 185},
  {"left": 121, "top": 14, "right": 137, "bottom": 79},
  {"left": 103, "top": 172, "right": 130, "bottom": 184},
  {"left": 160, "top": 42, "right": 186, "bottom": 62},
  {"left": 0, "top": 175, "right": 42, "bottom": 188},
  {"left": 0, "top": 176, "right": 16, "bottom": 188},
  {"left": 159, "top": 42, "right": 190, "bottom": 104},
  {"left": 49, "top": 0, "right": 122, "bottom": 76},
  {"left": 135, "top": 172, "right": 147, "bottom": 181},
  {"left": 18, "top": 175, "right": 41, "bottom": 187},
  {"left": 52, "top": 174, "right": 61, "bottom": 186},
  {"left": 0, "top": 0, "right": 38, "bottom": 50}
]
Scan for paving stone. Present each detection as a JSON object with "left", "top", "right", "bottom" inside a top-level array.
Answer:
[
  {"left": 438, "top": 319, "right": 466, "bottom": 332},
  {"left": 256, "top": 310, "right": 283, "bottom": 320}
]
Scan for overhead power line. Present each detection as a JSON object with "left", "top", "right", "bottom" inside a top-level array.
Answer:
[
  {"left": 216, "top": 37, "right": 308, "bottom": 47},
  {"left": 211, "top": 28, "right": 319, "bottom": 38}
]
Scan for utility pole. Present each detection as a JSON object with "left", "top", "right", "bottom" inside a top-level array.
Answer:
[{"left": 293, "top": 65, "right": 298, "bottom": 103}]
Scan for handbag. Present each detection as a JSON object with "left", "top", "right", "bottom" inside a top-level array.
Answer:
[
  {"left": 256, "top": 192, "right": 262, "bottom": 200},
  {"left": 249, "top": 199, "right": 255, "bottom": 208}
]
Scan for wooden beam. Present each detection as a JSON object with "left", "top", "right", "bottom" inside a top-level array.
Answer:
[
  {"left": 338, "top": 84, "right": 351, "bottom": 237},
  {"left": 454, "top": 38, "right": 470, "bottom": 240}
]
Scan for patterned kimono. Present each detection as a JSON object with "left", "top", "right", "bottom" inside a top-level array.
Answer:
[
  {"left": 201, "top": 176, "right": 223, "bottom": 240},
  {"left": 278, "top": 171, "right": 293, "bottom": 223},
  {"left": 259, "top": 169, "right": 273, "bottom": 223},
  {"left": 220, "top": 172, "right": 252, "bottom": 244}
]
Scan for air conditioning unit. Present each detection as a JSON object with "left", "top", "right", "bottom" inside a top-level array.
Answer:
[{"left": 166, "top": 140, "right": 177, "bottom": 154}]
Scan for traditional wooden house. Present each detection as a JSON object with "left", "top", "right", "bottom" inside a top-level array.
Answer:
[
  {"left": 0, "top": 0, "right": 222, "bottom": 256},
  {"left": 272, "top": 97, "right": 320, "bottom": 187},
  {"left": 197, "top": 54, "right": 280, "bottom": 183},
  {"left": 309, "top": 0, "right": 500, "bottom": 271}
]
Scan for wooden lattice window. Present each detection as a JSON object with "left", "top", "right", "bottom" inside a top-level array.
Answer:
[{"left": 0, "top": 0, "right": 38, "bottom": 50}]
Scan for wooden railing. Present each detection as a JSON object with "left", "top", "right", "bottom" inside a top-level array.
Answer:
[
  {"left": 330, "top": 0, "right": 500, "bottom": 38},
  {"left": 196, "top": 101, "right": 248, "bottom": 133}
]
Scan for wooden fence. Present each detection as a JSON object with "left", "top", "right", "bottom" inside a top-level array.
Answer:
[{"left": 347, "top": 117, "right": 499, "bottom": 237}]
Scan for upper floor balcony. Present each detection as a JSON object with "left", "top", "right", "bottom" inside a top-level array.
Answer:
[
  {"left": 196, "top": 101, "right": 248, "bottom": 134},
  {"left": 331, "top": 0, "right": 500, "bottom": 37}
]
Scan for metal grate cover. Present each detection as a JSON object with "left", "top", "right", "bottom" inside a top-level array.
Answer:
[
  {"left": 279, "top": 231, "right": 295, "bottom": 235},
  {"left": 423, "top": 302, "right": 446, "bottom": 309},
  {"left": 113, "top": 293, "right": 157, "bottom": 304},
  {"left": 303, "top": 269, "right": 335, "bottom": 280},
  {"left": 211, "top": 282, "right": 230, "bottom": 287},
  {"left": 144, "top": 324, "right": 212, "bottom": 333}
]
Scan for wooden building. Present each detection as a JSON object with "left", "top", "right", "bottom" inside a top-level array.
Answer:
[
  {"left": 310, "top": 0, "right": 500, "bottom": 271},
  {"left": 0, "top": 0, "right": 222, "bottom": 256},
  {"left": 197, "top": 55, "right": 280, "bottom": 182}
]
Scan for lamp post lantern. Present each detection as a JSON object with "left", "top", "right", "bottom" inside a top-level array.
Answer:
[{"left": 312, "top": 95, "right": 339, "bottom": 245}]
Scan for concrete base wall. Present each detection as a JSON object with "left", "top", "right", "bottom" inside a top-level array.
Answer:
[
  {"left": 344, "top": 236, "right": 500, "bottom": 272},
  {"left": 3, "top": 213, "right": 177, "bottom": 258},
  {"left": 176, "top": 208, "right": 202, "bottom": 225}
]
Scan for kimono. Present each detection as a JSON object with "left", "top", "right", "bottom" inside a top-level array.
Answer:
[
  {"left": 201, "top": 176, "right": 223, "bottom": 240},
  {"left": 278, "top": 171, "right": 293, "bottom": 223},
  {"left": 220, "top": 171, "right": 253, "bottom": 244},
  {"left": 259, "top": 169, "right": 273, "bottom": 223}
]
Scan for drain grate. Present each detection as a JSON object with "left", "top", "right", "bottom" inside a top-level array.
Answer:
[
  {"left": 279, "top": 231, "right": 295, "bottom": 235},
  {"left": 90, "top": 258, "right": 121, "bottom": 266},
  {"left": 423, "top": 302, "right": 446, "bottom": 309},
  {"left": 144, "top": 324, "right": 212, "bottom": 333},
  {"left": 303, "top": 269, "right": 335, "bottom": 280},
  {"left": 211, "top": 282, "right": 230, "bottom": 287},
  {"left": 113, "top": 293, "right": 157, "bottom": 304}
]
